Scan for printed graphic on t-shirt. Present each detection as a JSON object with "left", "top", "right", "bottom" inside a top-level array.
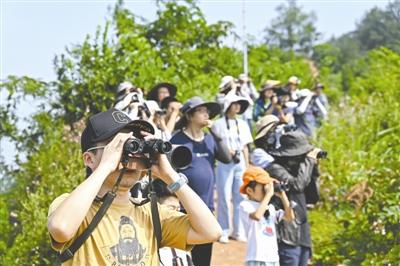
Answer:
[
  {"left": 195, "top": 152, "right": 209, "bottom": 158},
  {"left": 104, "top": 216, "right": 148, "bottom": 266},
  {"left": 263, "top": 225, "right": 274, "bottom": 236}
]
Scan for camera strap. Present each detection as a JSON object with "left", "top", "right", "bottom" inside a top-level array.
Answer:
[
  {"left": 225, "top": 116, "right": 241, "bottom": 150},
  {"left": 148, "top": 169, "right": 164, "bottom": 265},
  {"left": 58, "top": 167, "right": 127, "bottom": 262}
]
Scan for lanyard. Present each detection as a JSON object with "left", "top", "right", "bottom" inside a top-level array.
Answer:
[{"left": 225, "top": 116, "right": 241, "bottom": 150}]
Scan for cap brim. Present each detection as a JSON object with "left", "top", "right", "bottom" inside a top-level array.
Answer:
[
  {"left": 92, "top": 119, "right": 155, "bottom": 142},
  {"left": 239, "top": 182, "right": 248, "bottom": 194}
]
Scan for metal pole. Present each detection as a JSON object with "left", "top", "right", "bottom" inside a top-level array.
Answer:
[{"left": 242, "top": 0, "right": 248, "bottom": 75}]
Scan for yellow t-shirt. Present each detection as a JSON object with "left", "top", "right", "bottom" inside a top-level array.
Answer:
[{"left": 48, "top": 193, "right": 192, "bottom": 266}]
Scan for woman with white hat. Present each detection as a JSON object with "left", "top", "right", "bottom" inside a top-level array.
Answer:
[{"left": 211, "top": 94, "right": 253, "bottom": 244}]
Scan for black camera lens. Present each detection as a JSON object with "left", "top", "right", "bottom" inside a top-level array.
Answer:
[
  {"left": 123, "top": 138, "right": 143, "bottom": 154},
  {"left": 316, "top": 150, "right": 328, "bottom": 159},
  {"left": 274, "top": 183, "right": 289, "bottom": 192},
  {"left": 155, "top": 140, "right": 172, "bottom": 154}
]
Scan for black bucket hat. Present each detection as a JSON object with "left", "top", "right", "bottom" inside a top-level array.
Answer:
[
  {"left": 81, "top": 108, "right": 155, "bottom": 153},
  {"left": 174, "top": 96, "right": 221, "bottom": 130},
  {"left": 268, "top": 131, "right": 314, "bottom": 157},
  {"left": 147, "top": 83, "right": 177, "bottom": 102}
]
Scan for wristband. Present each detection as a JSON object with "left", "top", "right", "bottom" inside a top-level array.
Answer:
[{"left": 167, "top": 173, "right": 188, "bottom": 192}]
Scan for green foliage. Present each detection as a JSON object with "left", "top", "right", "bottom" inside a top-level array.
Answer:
[
  {"left": 264, "top": 0, "right": 321, "bottom": 55},
  {"left": 0, "top": 1, "right": 319, "bottom": 265},
  {"left": 2, "top": 0, "right": 399, "bottom": 265},
  {"left": 1, "top": 113, "right": 83, "bottom": 265},
  {"left": 311, "top": 48, "right": 400, "bottom": 265}
]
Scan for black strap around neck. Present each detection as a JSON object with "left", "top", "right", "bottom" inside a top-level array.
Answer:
[{"left": 59, "top": 167, "right": 127, "bottom": 262}]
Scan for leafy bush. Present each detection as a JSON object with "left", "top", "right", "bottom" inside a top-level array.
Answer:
[{"left": 311, "top": 48, "right": 400, "bottom": 265}]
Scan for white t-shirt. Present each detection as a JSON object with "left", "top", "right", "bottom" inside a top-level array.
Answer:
[
  {"left": 239, "top": 199, "right": 285, "bottom": 263},
  {"left": 211, "top": 117, "right": 253, "bottom": 151}
]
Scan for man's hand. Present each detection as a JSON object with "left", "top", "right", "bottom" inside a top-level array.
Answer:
[{"left": 98, "top": 132, "right": 133, "bottom": 174}]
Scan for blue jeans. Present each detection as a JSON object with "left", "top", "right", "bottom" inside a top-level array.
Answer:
[
  {"left": 216, "top": 157, "right": 246, "bottom": 237},
  {"left": 278, "top": 243, "right": 310, "bottom": 266}
]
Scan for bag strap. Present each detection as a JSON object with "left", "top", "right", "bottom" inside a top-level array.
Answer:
[
  {"left": 59, "top": 168, "right": 164, "bottom": 264},
  {"left": 59, "top": 167, "right": 127, "bottom": 262}
]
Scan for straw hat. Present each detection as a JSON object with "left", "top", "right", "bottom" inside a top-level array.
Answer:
[{"left": 254, "top": 115, "right": 279, "bottom": 141}]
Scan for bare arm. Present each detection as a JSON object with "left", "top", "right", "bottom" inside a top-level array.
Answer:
[
  {"left": 243, "top": 145, "right": 250, "bottom": 167},
  {"left": 276, "top": 191, "right": 295, "bottom": 221},
  {"left": 47, "top": 132, "right": 132, "bottom": 245},
  {"left": 165, "top": 102, "right": 182, "bottom": 132},
  {"left": 250, "top": 183, "right": 274, "bottom": 221},
  {"left": 152, "top": 155, "right": 222, "bottom": 245}
]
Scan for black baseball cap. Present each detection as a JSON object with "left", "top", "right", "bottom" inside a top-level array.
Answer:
[{"left": 80, "top": 108, "right": 155, "bottom": 153}]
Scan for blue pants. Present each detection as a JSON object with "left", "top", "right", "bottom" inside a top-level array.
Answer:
[
  {"left": 216, "top": 158, "right": 246, "bottom": 238},
  {"left": 278, "top": 243, "right": 310, "bottom": 266}
]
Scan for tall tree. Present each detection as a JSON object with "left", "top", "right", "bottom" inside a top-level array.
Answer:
[
  {"left": 355, "top": 0, "right": 400, "bottom": 53},
  {"left": 264, "top": 0, "right": 321, "bottom": 55}
]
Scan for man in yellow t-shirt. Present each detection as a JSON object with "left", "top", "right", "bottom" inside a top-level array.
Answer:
[{"left": 47, "top": 108, "right": 222, "bottom": 265}]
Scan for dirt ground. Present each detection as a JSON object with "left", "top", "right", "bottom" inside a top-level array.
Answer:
[{"left": 211, "top": 239, "right": 247, "bottom": 266}]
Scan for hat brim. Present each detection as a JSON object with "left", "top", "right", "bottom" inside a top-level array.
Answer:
[
  {"left": 175, "top": 102, "right": 221, "bottom": 130},
  {"left": 239, "top": 175, "right": 274, "bottom": 194},
  {"left": 92, "top": 119, "right": 155, "bottom": 143},
  {"left": 147, "top": 83, "right": 177, "bottom": 102},
  {"left": 237, "top": 99, "right": 250, "bottom": 114},
  {"left": 240, "top": 183, "right": 248, "bottom": 194},
  {"left": 268, "top": 143, "right": 314, "bottom": 157},
  {"left": 254, "top": 124, "right": 276, "bottom": 141},
  {"left": 225, "top": 99, "right": 249, "bottom": 114}
]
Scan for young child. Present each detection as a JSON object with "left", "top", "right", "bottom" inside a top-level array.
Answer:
[{"left": 239, "top": 166, "right": 295, "bottom": 266}]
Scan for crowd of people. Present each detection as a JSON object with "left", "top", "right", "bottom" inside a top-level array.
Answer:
[{"left": 47, "top": 74, "right": 328, "bottom": 266}]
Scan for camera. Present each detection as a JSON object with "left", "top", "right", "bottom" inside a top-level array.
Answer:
[
  {"left": 155, "top": 110, "right": 167, "bottom": 116},
  {"left": 267, "top": 123, "right": 298, "bottom": 149},
  {"left": 274, "top": 182, "right": 290, "bottom": 192},
  {"left": 232, "top": 150, "right": 241, "bottom": 164},
  {"left": 131, "top": 93, "right": 142, "bottom": 103},
  {"left": 316, "top": 150, "right": 328, "bottom": 159}
]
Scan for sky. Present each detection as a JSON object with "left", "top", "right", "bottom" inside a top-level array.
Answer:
[{"left": 0, "top": 0, "right": 392, "bottom": 164}]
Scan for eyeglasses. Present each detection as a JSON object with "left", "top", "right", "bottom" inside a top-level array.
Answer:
[{"left": 86, "top": 146, "right": 106, "bottom": 152}]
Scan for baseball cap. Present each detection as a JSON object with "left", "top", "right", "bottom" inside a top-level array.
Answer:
[
  {"left": 117, "top": 81, "right": 135, "bottom": 94},
  {"left": 240, "top": 166, "right": 275, "bottom": 194},
  {"left": 288, "top": 76, "right": 301, "bottom": 85},
  {"left": 80, "top": 108, "right": 155, "bottom": 153}
]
